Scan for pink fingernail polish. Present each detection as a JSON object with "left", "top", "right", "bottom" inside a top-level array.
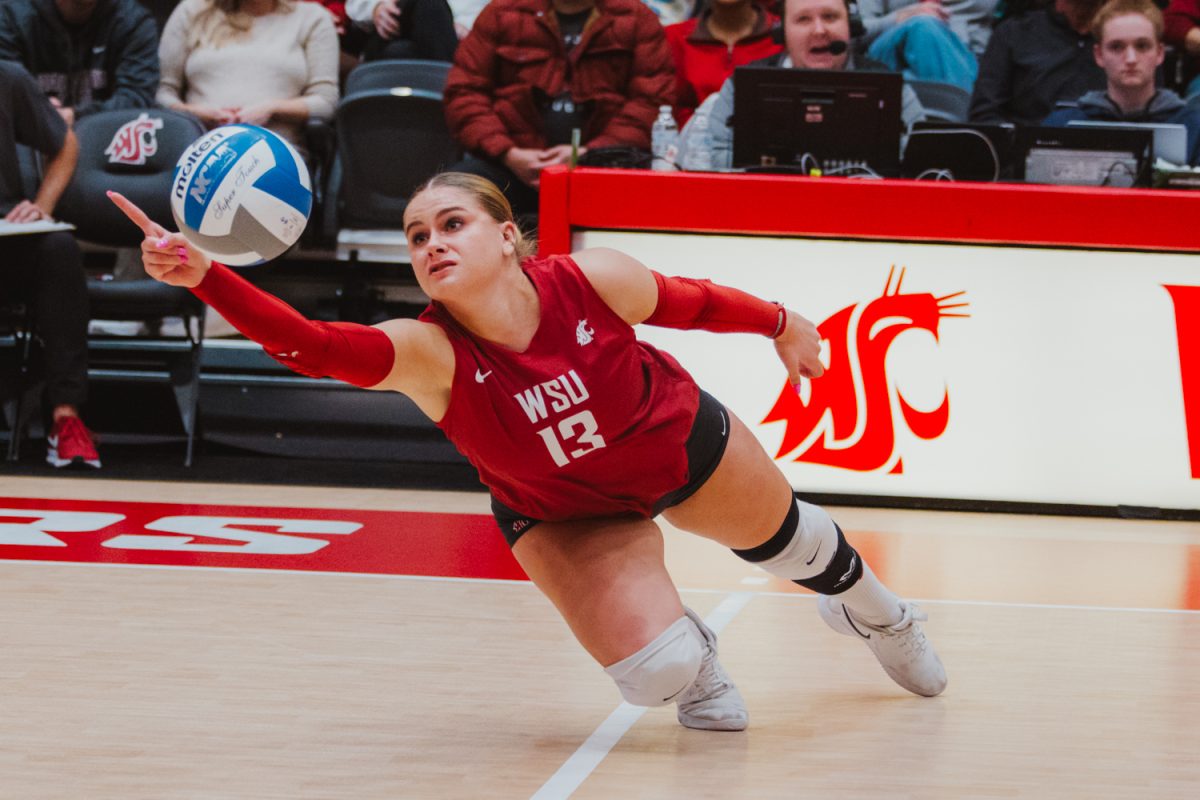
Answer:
[
  {"left": 157, "top": 237, "right": 168, "bottom": 248},
  {"left": 177, "top": 247, "right": 187, "bottom": 257}
]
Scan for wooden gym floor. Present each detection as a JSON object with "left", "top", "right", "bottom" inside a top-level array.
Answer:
[{"left": 1, "top": 475, "right": 1198, "bottom": 799}]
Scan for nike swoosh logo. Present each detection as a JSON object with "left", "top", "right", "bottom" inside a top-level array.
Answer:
[
  {"left": 475, "top": 369, "right": 492, "bottom": 383},
  {"left": 842, "top": 606, "right": 872, "bottom": 640},
  {"left": 805, "top": 541, "right": 821, "bottom": 566}
]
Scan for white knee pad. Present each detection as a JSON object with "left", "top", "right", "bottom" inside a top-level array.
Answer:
[
  {"left": 753, "top": 499, "right": 839, "bottom": 581},
  {"left": 603, "top": 614, "right": 705, "bottom": 707}
]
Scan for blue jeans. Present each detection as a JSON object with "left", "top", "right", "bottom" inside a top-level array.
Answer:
[{"left": 867, "top": 16, "right": 978, "bottom": 92}]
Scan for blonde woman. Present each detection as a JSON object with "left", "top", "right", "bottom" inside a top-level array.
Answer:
[
  {"left": 157, "top": 0, "right": 339, "bottom": 150},
  {"left": 111, "top": 173, "right": 947, "bottom": 731}
]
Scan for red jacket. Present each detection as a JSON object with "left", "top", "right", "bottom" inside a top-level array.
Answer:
[
  {"left": 1165, "top": 0, "right": 1200, "bottom": 82},
  {"left": 444, "top": 0, "right": 674, "bottom": 158},
  {"left": 665, "top": 8, "right": 781, "bottom": 125}
]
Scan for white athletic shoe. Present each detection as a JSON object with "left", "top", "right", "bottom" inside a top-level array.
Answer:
[
  {"left": 818, "top": 596, "right": 947, "bottom": 697},
  {"left": 676, "top": 608, "right": 748, "bottom": 731}
]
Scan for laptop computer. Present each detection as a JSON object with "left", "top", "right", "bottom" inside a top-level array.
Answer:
[
  {"left": 1067, "top": 120, "right": 1188, "bottom": 165},
  {"left": 1017, "top": 126, "right": 1154, "bottom": 188}
]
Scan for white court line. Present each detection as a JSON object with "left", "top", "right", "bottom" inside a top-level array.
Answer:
[
  {"left": 4, "top": 558, "right": 1200, "bottom": 615},
  {"left": 529, "top": 592, "right": 755, "bottom": 800}
]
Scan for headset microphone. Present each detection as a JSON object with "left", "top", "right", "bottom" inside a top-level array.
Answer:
[{"left": 811, "top": 40, "right": 849, "bottom": 54}]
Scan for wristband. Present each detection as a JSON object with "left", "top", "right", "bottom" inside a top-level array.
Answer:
[{"left": 772, "top": 303, "right": 787, "bottom": 339}]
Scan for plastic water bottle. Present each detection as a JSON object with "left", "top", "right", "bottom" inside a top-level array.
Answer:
[
  {"left": 681, "top": 104, "right": 713, "bottom": 172},
  {"left": 651, "top": 105, "right": 678, "bottom": 171}
]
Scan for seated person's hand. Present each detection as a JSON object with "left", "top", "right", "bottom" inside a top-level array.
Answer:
[
  {"left": 5, "top": 200, "right": 51, "bottom": 223},
  {"left": 373, "top": 0, "right": 403, "bottom": 39},
  {"left": 503, "top": 147, "right": 550, "bottom": 187},
  {"left": 233, "top": 102, "right": 275, "bottom": 127},
  {"left": 537, "top": 144, "right": 580, "bottom": 167},
  {"left": 182, "top": 104, "right": 239, "bottom": 129},
  {"left": 896, "top": 1, "right": 948, "bottom": 24},
  {"left": 108, "top": 191, "right": 212, "bottom": 289}
]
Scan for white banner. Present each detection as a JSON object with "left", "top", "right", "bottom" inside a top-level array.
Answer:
[{"left": 578, "top": 230, "right": 1200, "bottom": 509}]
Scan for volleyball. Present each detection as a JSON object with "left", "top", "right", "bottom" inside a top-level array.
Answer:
[{"left": 170, "top": 124, "right": 312, "bottom": 267}]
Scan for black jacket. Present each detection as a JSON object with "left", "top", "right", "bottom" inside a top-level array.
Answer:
[
  {"left": 0, "top": 0, "right": 159, "bottom": 117},
  {"left": 969, "top": 8, "right": 1106, "bottom": 126}
]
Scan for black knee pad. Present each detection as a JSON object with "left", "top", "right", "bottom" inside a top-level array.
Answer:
[
  {"left": 792, "top": 523, "right": 863, "bottom": 595},
  {"left": 731, "top": 497, "right": 799, "bottom": 564}
]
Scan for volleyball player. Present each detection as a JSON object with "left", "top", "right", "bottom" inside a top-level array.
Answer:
[{"left": 109, "top": 173, "right": 946, "bottom": 732}]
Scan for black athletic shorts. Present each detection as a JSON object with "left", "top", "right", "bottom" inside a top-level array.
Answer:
[{"left": 492, "top": 389, "right": 731, "bottom": 547}]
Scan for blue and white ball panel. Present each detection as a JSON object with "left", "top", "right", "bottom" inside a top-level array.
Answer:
[{"left": 170, "top": 125, "right": 312, "bottom": 267}]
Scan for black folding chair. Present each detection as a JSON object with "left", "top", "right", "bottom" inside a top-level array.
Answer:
[
  {"left": 344, "top": 58, "right": 452, "bottom": 97},
  {"left": 55, "top": 108, "right": 209, "bottom": 465}
]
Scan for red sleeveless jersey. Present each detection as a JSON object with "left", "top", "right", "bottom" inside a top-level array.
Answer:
[{"left": 418, "top": 254, "right": 700, "bottom": 521}]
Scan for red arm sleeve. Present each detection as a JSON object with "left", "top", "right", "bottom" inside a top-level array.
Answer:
[
  {"left": 191, "top": 263, "right": 396, "bottom": 388},
  {"left": 644, "top": 271, "right": 786, "bottom": 338}
]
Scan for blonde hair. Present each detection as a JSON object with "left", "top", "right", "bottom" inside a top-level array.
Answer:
[
  {"left": 1091, "top": 0, "right": 1163, "bottom": 42},
  {"left": 408, "top": 172, "right": 538, "bottom": 260},
  {"left": 190, "top": 0, "right": 296, "bottom": 50}
]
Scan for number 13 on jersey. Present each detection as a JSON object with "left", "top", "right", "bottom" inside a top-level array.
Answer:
[{"left": 535, "top": 410, "right": 607, "bottom": 467}]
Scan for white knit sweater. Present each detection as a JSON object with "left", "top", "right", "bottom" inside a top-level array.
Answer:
[{"left": 157, "top": 0, "right": 339, "bottom": 146}]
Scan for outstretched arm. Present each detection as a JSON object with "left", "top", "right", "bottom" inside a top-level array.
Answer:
[
  {"left": 107, "top": 191, "right": 409, "bottom": 391},
  {"left": 573, "top": 248, "right": 824, "bottom": 382}
]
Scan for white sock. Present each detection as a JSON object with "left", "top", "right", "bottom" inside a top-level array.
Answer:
[
  {"left": 735, "top": 498, "right": 903, "bottom": 627},
  {"left": 834, "top": 561, "right": 902, "bottom": 627}
]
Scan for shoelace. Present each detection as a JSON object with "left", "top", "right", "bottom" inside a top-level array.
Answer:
[
  {"left": 878, "top": 611, "right": 930, "bottom": 659},
  {"left": 853, "top": 604, "right": 931, "bottom": 660},
  {"left": 680, "top": 647, "right": 732, "bottom": 704}
]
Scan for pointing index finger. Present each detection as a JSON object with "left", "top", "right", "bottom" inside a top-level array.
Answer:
[{"left": 107, "top": 190, "right": 166, "bottom": 238}]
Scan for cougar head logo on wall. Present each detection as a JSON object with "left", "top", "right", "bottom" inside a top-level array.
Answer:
[{"left": 764, "top": 266, "right": 969, "bottom": 473}]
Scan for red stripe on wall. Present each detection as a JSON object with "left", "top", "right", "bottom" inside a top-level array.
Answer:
[{"left": 538, "top": 168, "right": 1200, "bottom": 254}]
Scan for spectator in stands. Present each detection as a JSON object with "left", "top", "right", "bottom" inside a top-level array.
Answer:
[
  {"left": 304, "top": 0, "right": 366, "bottom": 80},
  {"left": 0, "top": 0, "right": 160, "bottom": 126},
  {"left": 157, "top": 0, "right": 340, "bottom": 151},
  {"left": 343, "top": 0, "right": 459, "bottom": 60},
  {"left": 1045, "top": 0, "right": 1200, "bottom": 163},
  {"left": 666, "top": 0, "right": 783, "bottom": 125},
  {"left": 855, "top": 0, "right": 993, "bottom": 90},
  {"left": 645, "top": 0, "right": 700, "bottom": 25},
  {"left": 969, "top": 0, "right": 1107, "bottom": 124},
  {"left": 701, "top": 0, "right": 926, "bottom": 169},
  {"left": 0, "top": 61, "right": 100, "bottom": 468},
  {"left": 1164, "top": 0, "right": 1200, "bottom": 97},
  {"left": 443, "top": 0, "right": 675, "bottom": 219}
]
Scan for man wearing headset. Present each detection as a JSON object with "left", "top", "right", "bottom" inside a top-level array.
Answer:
[{"left": 696, "top": 0, "right": 926, "bottom": 171}]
